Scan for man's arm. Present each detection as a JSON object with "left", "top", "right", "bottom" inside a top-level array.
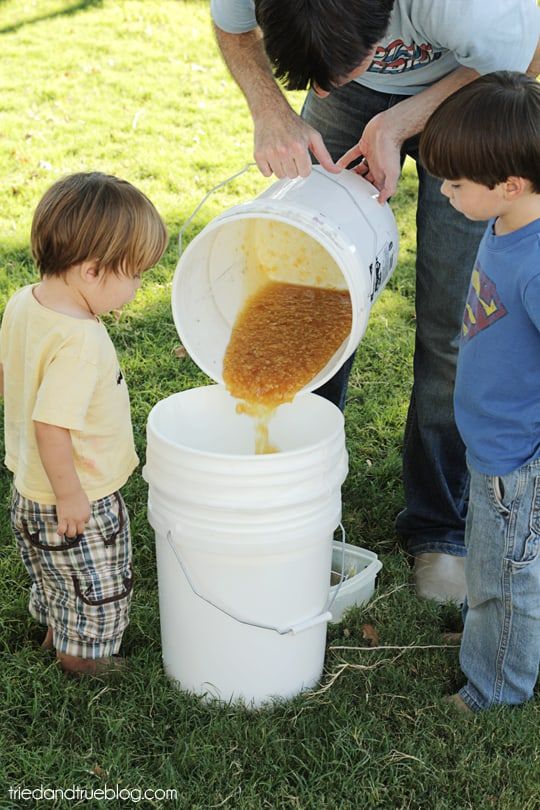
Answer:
[
  {"left": 373, "top": 37, "right": 540, "bottom": 149},
  {"left": 34, "top": 421, "right": 90, "bottom": 538},
  {"left": 214, "top": 25, "right": 337, "bottom": 178},
  {"left": 340, "top": 38, "right": 540, "bottom": 205},
  {"left": 338, "top": 66, "right": 480, "bottom": 203}
]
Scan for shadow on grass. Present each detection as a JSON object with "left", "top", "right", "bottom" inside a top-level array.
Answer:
[{"left": 0, "top": 0, "right": 103, "bottom": 36}]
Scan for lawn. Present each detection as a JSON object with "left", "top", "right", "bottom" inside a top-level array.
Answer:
[{"left": 0, "top": 2, "right": 538, "bottom": 809}]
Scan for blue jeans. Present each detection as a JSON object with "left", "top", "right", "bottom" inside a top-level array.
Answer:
[
  {"left": 459, "top": 460, "right": 540, "bottom": 710},
  {"left": 302, "top": 84, "right": 486, "bottom": 556}
]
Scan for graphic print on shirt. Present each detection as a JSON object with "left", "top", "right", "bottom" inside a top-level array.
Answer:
[
  {"left": 368, "top": 40, "right": 442, "bottom": 74},
  {"left": 462, "top": 262, "right": 508, "bottom": 342}
]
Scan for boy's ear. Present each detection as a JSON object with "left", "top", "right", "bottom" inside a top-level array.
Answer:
[
  {"left": 502, "top": 176, "right": 528, "bottom": 200},
  {"left": 79, "top": 261, "right": 102, "bottom": 283}
]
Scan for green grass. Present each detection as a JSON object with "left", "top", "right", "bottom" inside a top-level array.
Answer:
[{"left": 0, "top": 2, "right": 538, "bottom": 809}]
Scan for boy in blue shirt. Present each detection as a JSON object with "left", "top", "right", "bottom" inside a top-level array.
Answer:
[{"left": 420, "top": 71, "right": 540, "bottom": 711}]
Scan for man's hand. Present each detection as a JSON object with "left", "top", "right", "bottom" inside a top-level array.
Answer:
[
  {"left": 214, "top": 26, "right": 338, "bottom": 180},
  {"left": 337, "top": 66, "right": 482, "bottom": 204},
  {"left": 253, "top": 106, "right": 338, "bottom": 179},
  {"left": 337, "top": 110, "right": 402, "bottom": 204},
  {"left": 56, "top": 488, "right": 91, "bottom": 538}
]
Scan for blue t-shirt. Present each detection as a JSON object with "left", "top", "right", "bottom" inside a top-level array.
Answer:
[
  {"left": 455, "top": 218, "right": 540, "bottom": 476},
  {"left": 211, "top": 0, "right": 540, "bottom": 95}
]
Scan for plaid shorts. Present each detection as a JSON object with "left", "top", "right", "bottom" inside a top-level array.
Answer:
[{"left": 11, "top": 488, "right": 133, "bottom": 659}]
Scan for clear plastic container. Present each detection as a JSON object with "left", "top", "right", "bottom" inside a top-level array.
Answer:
[{"left": 329, "top": 541, "right": 382, "bottom": 623}]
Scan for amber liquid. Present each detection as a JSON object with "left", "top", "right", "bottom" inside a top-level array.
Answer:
[{"left": 223, "top": 281, "right": 352, "bottom": 453}]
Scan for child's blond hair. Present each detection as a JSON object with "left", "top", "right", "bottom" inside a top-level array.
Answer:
[{"left": 31, "top": 172, "right": 168, "bottom": 277}]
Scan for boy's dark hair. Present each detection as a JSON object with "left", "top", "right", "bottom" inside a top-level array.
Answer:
[
  {"left": 254, "top": 0, "right": 394, "bottom": 92},
  {"left": 420, "top": 71, "right": 540, "bottom": 193},
  {"left": 31, "top": 172, "right": 168, "bottom": 277}
]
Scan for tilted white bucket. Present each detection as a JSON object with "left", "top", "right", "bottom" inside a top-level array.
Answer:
[
  {"left": 144, "top": 386, "right": 347, "bottom": 706},
  {"left": 172, "top": 166, "right": 399, "bottom": 392}
]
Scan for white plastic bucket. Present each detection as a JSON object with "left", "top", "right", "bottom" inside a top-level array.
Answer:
[
  {"left": 144, "top": 385, "right": 347, "bottom": 706},
  {"left": 172, "top": 166, "right": 399, "bottom": 392},
  {"left": 144, "top": 385, "right": 347, "bottom": 509}
]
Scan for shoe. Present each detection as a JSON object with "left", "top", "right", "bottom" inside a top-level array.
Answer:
[
  {"left": 444, "top": 693, "right": 473, "bottom": 714},
  {"left": 414, "top": 552, "right": 466, "bottom": 605},
  {"left": 441, "top": 631, "right": 463, "bottom": 644}
]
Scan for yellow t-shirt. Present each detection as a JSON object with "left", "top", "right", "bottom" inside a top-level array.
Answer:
[{"left": 0, "top": 285, "right": 139, "bottom": 504}]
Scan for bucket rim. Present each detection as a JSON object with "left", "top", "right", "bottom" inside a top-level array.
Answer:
[
  {"left": 176, "top": 201, "right": 366, "bottom": 287},
  {"left": 172, "top": 203, "right": 372, "bottom": 394},
  {"left": 146, "top": 386, "right": 345, "bottom": 462}
]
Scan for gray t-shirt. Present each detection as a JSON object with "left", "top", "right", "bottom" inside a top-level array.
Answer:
[{"left": 211, "top": 0, "right": 539, "bottom": 95}]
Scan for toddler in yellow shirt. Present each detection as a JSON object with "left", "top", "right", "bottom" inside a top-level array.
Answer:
[{"left": 0, "top": 172, "right": 168, "bottom": 675}]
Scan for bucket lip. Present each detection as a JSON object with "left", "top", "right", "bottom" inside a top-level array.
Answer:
[
  {"left": 172, "top": 202, "right": 371, "bottom": 395},
  {"left": 175, "top": 205, "right": 366, "bottom": 299},
  {"left": 146, "top": 387, "right": 345, "bottom": 462}
]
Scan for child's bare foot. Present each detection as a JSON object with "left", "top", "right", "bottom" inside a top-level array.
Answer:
[
  {"left": 57, "top": 652, "right": 127, "bottom": 677},
  {"left": 41, "top": 627, "right": 54, "bottom": 650}
]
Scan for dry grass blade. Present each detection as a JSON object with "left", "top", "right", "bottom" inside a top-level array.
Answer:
[{"left": 329, "top": 643, "right": 461, "bottom": 652}]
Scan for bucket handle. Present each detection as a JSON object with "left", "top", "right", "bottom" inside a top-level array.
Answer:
[
  {"left": 178, "top": 162, "right": 256, "bottom": 258},
  {"left": 177, "top": 165, "right": 385, "bottom": 301},
  {"left": 164, "top": 524, "right": 346, "bottom": 636}
]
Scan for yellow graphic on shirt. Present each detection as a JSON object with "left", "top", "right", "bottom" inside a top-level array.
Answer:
[{"left": 462, "top": 264, "right": 507, "bottom": 341}]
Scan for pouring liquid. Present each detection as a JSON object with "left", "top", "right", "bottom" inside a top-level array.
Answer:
[{"left": 223, "top": 280, "right": 352, "bottom": 453}]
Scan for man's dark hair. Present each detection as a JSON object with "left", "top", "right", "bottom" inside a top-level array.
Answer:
[
  {"left": 420, "top": 71, "right": 540, "bottom": 193},
  {"left": 254, "top": 0, "right": 394, "bottom": 92}
]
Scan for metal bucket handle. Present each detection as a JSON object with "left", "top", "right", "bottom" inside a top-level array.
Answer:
[
  {"left": 178, "top": 162, "right": 256, "bottom": 258},
  {"left": 165, "top": 523, "right": 347, "bottom": 636},
  {"left": 177, "top": 164, "right": 386, "bottom": 299}
]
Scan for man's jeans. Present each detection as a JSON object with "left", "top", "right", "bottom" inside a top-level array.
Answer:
[
  {"left": 302, "top": 83, "right": 486, "bottom": 556},
  {"left": 459, "top": 460, "right": 540, "bottom": 710}
]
